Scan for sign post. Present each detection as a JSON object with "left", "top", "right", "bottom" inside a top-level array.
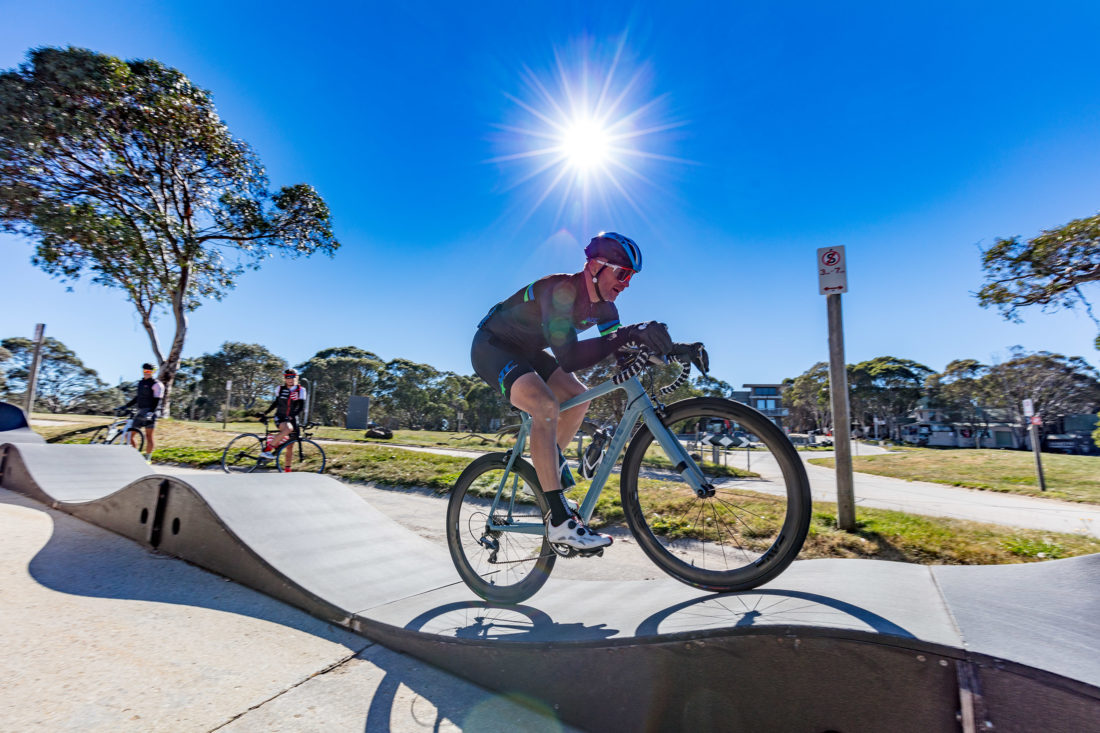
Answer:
[
  {"left": 24, "top": 324, "right": 46, "bottom": 414},
  {"left": 1023, "top": 400, "right": 1046, "bottom": 491},
  {"left": 819, "top": 247, "right": 855, "bottom": 531},
  {"left": 223, "top": 379, "right": 233, "bottom": 430}
]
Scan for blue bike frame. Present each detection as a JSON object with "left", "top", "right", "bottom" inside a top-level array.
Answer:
[{"left": 487, "top": 375, "right": 710, "bottom": 536}]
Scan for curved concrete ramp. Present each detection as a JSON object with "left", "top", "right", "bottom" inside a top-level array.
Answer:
[
  {"left": 2, "top": 441, "right": 1097, "bottom": 732},
  {"left": 0, "top": 401, "right": 44, "bottom": 444}
]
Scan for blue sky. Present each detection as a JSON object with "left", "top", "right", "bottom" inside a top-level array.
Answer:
[{"left": 1, "top": 1, "right": 1098, "bottom": 389}]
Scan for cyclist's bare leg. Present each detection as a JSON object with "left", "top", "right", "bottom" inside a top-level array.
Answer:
[
  {"left": 145, "top": 427, "right": 155, "bottom": 454},
  {"left": 546, "top": 369, "right": 589, "bottom": 452},
  {"left": 129, "top": 428, "right": 139, "bottom": 450},
  {"left": 508, "top": 372, "right": 561, "bottom": 496},
  {"left": 267, "top": 422, "right": 293, "bottom": 451}
]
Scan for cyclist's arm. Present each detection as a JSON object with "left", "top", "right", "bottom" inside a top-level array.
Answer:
[
  {"left": 121, "top": 394, "right": 137, "bottom": 409},
  {"left": 149, "top": 382, "right": 164, "bottom": 414},
  {"left": 260, "top": 396, "right": 277, "bottom": 416},
  {"left": 542, "top": 298, "right": 621, "bottom": 373}
]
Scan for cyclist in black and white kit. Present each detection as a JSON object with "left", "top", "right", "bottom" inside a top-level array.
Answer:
[
  {"left": 472, "top": 232, "right": 706, "bottom": 551},
  {"left": 258, "top": 368, "right": 308, "bottom": 460},
  {"left": 119, "top": 362, "right": 164, "bottom": 462}
]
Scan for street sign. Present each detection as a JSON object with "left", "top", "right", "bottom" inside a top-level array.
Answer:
[
  {"left": 1022, "top": 399, "right": 1034, "bottom": 417},
  {"left": 817, "top": 246, "right": 848, "bottom": 295},
  {"left": 1030, "top": 415, "right": 1041, "bottom": 426}
]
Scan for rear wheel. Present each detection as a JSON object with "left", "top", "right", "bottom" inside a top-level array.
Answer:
[
  {"left": 222, "top": 433, "right": 265, "bottom": 473},
  {"left": 620, "top": 397, "right": 810, "bottom": 592},
  {"left": 276, "top": 438, "right": 326, "bottom": 473},
  {"left": 446, "top": 453, "right": 555, "bottom": 603}
]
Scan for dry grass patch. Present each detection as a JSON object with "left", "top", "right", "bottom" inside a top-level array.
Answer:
[{"left": 810, "top": 448, "right": 1100, "bottom": 503}]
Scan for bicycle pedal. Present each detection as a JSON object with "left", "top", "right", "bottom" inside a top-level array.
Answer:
[{"left": 577, "top": 548, "right": 604, "bottom": 558}]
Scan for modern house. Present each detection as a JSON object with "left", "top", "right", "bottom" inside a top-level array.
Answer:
[{"left": 742, "top": 384, "right": 789, "bottom": 429}]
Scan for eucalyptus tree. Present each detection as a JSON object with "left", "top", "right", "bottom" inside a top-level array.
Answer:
[
  {"left": 198, "top": 342, "right": 287, "bottom": 414},
  {"left": 782, "top": 362, "right": 831, "bottom": 433},
  {"left": 982, "top": 348, "right": 1100, "bottom": 441},
  {"left": 849, "top": 356, "right": 934, "bottom": 438},
  {"left": 0, "top": 47, "right": 339, "bottom": 412},
  {"left": 925, "top": 359, "right": 994, "bottom": 448},
  {"left": 1, "top": 335, "right": 111, "bottom": 412},
  {"left": 296, "top": 346, "right": 384, "bottom": 425},
  {"left": 978, "top": 213, "right": 1100, "bottom": 348}
]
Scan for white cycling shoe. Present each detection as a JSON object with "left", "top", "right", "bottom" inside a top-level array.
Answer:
[
  {"left": 547, "top": 516, "right": 613, "bottom": 550},
  {"left": 259, "top": 450, "right": 275, "bottom": 460}
]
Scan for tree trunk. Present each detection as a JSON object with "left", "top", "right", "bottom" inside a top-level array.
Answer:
[{"left": 158, "top": 264, "right": 192, "bottom": 417}]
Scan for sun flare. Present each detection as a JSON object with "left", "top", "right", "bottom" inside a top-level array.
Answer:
[
  {"left": 561, "top": 118, "right": 611, "bottom": 171},
  {"left": 489, "top": 35, "right": 689, "bottom": 228}
]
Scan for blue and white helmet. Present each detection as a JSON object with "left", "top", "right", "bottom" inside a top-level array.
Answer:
[{"left": 585, "top": 232, "right": 642, "bottom": 272}]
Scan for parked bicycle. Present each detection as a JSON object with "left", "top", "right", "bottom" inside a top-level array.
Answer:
[
  {"left": 446, "top": 349, "right": 811, "bottom": 603},
  {"left": 88, "top": 407, "right": 145, "bottom": 453},
  {"left": 221, "top": 417, "right": 327, "bottom": 473}
]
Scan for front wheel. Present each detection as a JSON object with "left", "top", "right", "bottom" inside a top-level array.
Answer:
[
  {"left": 446, "top": 453, "right": 555, "bottom": 603},
  {"left": 620, "top": 397, "right": 811, "bottom": 592},
  {"left": 108, "top": 428, "right": 145, "bottom": 453},
  {"left": 222, "top": 433, "right": 265, "bottom": 473},
  {"left": 276, "top": 438, "right": 326, "bottom": 473}
]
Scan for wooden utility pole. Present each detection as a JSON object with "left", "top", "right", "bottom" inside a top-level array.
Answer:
[
  {"left": 819, "top": 247, "right": 855, "bottom": 531},
  {"left": 24, "top": 324, "right": 45, "bottom": 414},
  {"left": 1023, "top": 399, "right": 1046, "bottom": 491}
]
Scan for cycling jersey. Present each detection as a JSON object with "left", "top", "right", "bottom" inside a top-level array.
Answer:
[
  {"left": 477, "top": 272, "right": 622, "bottom": 373},
  {"left": 123, "top": 378, "right": 164, "bottom": 412},
  {"left": 264, "top": 384, "right": 307, "bottom": 420}
]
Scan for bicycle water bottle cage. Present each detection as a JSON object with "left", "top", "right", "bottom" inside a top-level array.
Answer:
[{"left": 579, "top": 429, "right": 609, "bottom": 479}]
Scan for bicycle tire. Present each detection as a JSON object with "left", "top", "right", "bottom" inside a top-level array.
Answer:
[
  {"left": 275, "top": 438, "right": 326, "bottom": 473},
  {"left": 222, "top": 433, "right": 265, "bottom": 473},
  {"left": 446, "top": 453, "right": 555, "bottom": 603},
  {"left": 619, "top": 397, "right": 811, "bottom": 592},
  {"left": 108, "top": 428, "right": 145, "bottom": 453}
]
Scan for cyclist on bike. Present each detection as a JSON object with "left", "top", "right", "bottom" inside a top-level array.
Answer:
[
  {"left": 471, "top": 232, "right": 706, "bottom": 551},
  {"left": 259, "top": 369, "right": 308, "bottom": 460},
  {"left": 119, "top": 362, "right": 163, "bottom": 462}
]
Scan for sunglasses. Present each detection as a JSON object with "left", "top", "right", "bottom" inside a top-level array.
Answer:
[{"left": 597, "top": 259, "right": 636, "bottom": 283}]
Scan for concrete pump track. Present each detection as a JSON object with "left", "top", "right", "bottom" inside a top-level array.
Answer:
[{"left": 2, "top": 432, "right": 1098, "bottom": 731}]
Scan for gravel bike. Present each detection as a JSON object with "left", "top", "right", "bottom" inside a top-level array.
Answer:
[
  {"left": 88, "top": 407, "right": 145, "bottom": 453},
  {"left": 221, "top": 417, "right": 327, "bottom": 473},
  {"left": 446, "top": 349, "right": 812, "bottom": 603}
]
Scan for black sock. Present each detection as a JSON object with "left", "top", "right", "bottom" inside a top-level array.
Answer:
[{"left": 545, "top": 489, "right": 570, "bottom": 525}]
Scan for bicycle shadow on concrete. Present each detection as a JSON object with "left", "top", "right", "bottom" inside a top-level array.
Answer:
[
  {"left": 403, "top": 600, "right": 621, "bottom": 643},
  {"left": 634, "top": 588, "right": 918, "bottom": 639}
]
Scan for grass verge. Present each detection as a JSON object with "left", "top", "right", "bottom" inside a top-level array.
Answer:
[
  {"left": 809, "top": 447, "right": 1100, "bottom": 503},
  {"left": 35, "top": 417, "right": 1100, "bottom": 566}
]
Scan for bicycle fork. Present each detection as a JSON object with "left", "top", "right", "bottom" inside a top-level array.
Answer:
[{"left": 641, "top": 404, "right": 715, "bottom": 498}]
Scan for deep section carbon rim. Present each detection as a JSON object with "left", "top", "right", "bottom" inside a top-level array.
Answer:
[
  {"left": 276, "top": 438, "right": 326, "bottom": 473},
  {"left": 620, "top": 397, "right": 811, "bottom": 592}
]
